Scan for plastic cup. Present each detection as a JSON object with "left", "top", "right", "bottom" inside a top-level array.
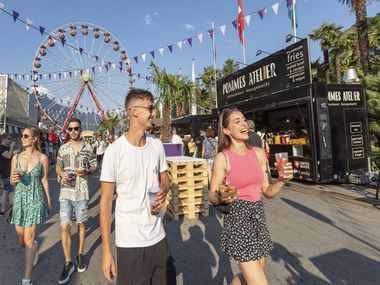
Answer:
[
  {"left": 148, "top": 186, "right": 160, "bottom": 207},
  {"left": 275, "top": 152, "right": 288, "bottom": 177}
]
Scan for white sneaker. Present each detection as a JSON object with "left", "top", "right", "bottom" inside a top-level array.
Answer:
[
  {"left": 33, "top": 241, "right": 38, "bottom": 267},
  {"left": 22, "top": 279, "right": 33, "bottom": 285}
]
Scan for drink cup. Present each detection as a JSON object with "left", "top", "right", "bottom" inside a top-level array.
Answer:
[
  {"left": 148, "top": 186, "right": 160, "bottom": 207},
  {"left": 219, "top": 184, "right": 237, "bottom": 199},
  {"left": 275, "top": 152, "right": 288, "bottom": 177},
  {"left": 65, "top": 170, "right": 76, "bottom": 187}
]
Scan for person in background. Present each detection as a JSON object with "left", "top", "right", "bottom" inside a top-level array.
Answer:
[
  {"left": 170, "top": 127, "right": 183, "bottom": 144},
  {"left": 209, "top": 107, "right": 293, "bottom": 285},
  {"left": 202, "top": 128, "right": 217, "bottom": 180},
  {"left": 55, "top": 118, "right": 97, "bottom": 285},
  {"left": 94, "top": 135, "right": 106, "bottom": 168},
  {"left": 100, "top": 88, "right": 176, "bottom": 285},
  {"left": 246, "top": 120, "right": 262, "bottom": 148},
  {"left": 188, "top": 137, "right": 195, "bottom": 157},
  {"left": 195, "top": 130, "right": 205, "bottom": 158},
  {"left": 0, "top": 133, "right": 15, "bottom": 215},
  {"left": 10, "top": 127, "right": 51, "bottom": 285}
]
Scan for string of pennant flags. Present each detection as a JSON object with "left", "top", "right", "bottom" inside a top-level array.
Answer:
[{"left": 0, "top": 0, "right": 302, "bottom": 81}]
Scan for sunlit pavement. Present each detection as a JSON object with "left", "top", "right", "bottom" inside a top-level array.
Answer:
[{"left": 1, "top": 172, "right": 379, "bottom": 285}]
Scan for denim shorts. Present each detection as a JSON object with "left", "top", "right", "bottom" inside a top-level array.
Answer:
[
  {"left": 59, "top": 199, "right": 88, "bottom": 225},
  {"left": 2, "top": 178, "right": 13, "bottom": 193}
]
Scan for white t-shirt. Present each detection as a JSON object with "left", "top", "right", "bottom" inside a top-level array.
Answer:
[
  {"left": 170, "top": 134, "right": 183, "bottom": 144},
  {"left": 100, "top": 135, "right": 167, "bottom": 248},
  {"left": 95, "top": 140, "right": 106, "bottom": 155}
]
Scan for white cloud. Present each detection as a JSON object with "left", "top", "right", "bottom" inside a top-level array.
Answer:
[
  {"left": 144, "top": 14, "right": 153, "bottom": 25},
  {"left": 184, "top": 24, "right": 195, "bottom": 30},
  {"left": 153, "top": 11, "right": 159, "bottom": 16}
]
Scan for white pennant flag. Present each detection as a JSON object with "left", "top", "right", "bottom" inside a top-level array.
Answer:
[
  {"left": 220, "top": 25, "right": 226, "bottom": 36},
  {"left": 64, "top": 72, "right": 67, "bottom": 79},
  {"left": 272, "top": 3, "right": 279, "bottom": 15},
  {"left": 197, "top": 33, "right": 203, "bottom": 44},
  {"left": 98, "top": 66, "right": 102, "bottom": 72},
  {"left": 111, "top": 64, "right": 116, "bottom": 71},
  {"left": 158, "top": 47, "right": 164, "bottom": 56},
  {"left": 245, "top": 15, "right": 251, "bottom": 26},
  {"left": 177, "top": 41, "right": 183, "bottom": 50},
  {"left": 53, "top": 73, "right": 57, "bottom": 79},
  {"left": 141, "top": 53, "right": 146, "bottom": 62},
  {"left": 74, "top": 70, "right": 78, "bottom": 77},
  {"left": 26, "top": 18, "right": 33, "bottom": 31}
]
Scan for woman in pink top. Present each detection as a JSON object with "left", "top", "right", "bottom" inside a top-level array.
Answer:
[{"left": 209, "top": 107, "right": 293, "bottom": 285}]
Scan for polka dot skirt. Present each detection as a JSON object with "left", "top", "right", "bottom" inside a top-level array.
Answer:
[{"left": 220, "top": 198, "right": 273, "bottom": 263}]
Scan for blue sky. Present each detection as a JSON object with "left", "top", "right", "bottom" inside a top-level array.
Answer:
[{"left": 0, "top": 0, "right": 379, "bottom": 113}]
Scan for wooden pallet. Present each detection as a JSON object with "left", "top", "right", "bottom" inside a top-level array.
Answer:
[
  {"left": 171, "top": 178, "right": 208, "bottom": 190},
  {"left": 170, "top": 185, "right": 208, "bottom": 197},
  {"left": 168, "top": 169, "right": 208, "bottom": 180},
  {"left": 166, "top": 203, "right": 209, "bottom": 220},
  {"left": 167, "top": 193, "right": 209, "bottom": 207},
  {"left": 167, "top": 160, "right": 207, "bottom": 172}
]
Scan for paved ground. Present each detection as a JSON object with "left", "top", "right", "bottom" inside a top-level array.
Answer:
[{"left": 0, "top": 172, "right": 379, "bottom": 285}]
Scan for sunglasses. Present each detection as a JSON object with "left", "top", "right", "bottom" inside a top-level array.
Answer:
[
  {"left": 68, "top": 126, "right": 80, "bottom": 132},
  {"left": 21, "top": 134, "right": 30, "bottom": 139},
  {"left": 130, "top": 105, "right": 155, "bottom": 113}
]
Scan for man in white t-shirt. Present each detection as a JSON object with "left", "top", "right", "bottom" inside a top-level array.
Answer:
[
  {"left": 99, "top": 88, "right": 176, "bottom": 285},
  {"left": 170, "top": 127, "right": 183, "bottom": 144}
]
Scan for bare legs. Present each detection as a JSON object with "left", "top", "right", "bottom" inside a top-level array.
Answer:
[
  {"left": 61, "top": 222, "right": 86, "bottom": 262},
  {"left": 229, "top": 257, "right": 269, "bottom": 285},
  {"left": 15, "top": 225, "right": 37, "bottom": 280}
]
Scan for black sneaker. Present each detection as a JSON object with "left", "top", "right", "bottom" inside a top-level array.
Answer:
[
  {"left": 58, "top": 261, "right": 75, "bottom": 284},
  {"left": 76, "top": 254, "right": 87, "bottom": 273}
]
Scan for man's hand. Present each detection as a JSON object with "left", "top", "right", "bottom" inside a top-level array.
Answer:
[
  {"left": 102, "top": 250, "right": 117, "bottom": 282},
  {"left": 60, "top": 171, "right": 70, "bottom": 183},
  {"left": 151, "top": 187, "right": 168, "bottom": 215}
]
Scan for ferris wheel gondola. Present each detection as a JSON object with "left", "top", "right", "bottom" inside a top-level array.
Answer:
[{"left": 30, "top": 22, "right": 133, "bottom": 132}]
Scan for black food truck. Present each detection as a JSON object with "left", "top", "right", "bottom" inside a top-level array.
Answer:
[{"left": 216, "top": 39, "right": 370, "bottom": 183}]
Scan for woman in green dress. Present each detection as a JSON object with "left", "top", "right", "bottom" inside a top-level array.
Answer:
[{"left": 10, "top": 127, "right": 51, "bottom": 285}]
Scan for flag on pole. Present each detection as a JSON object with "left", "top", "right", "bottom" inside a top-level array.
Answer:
[
  {"left": 238, "top": 0, "right": 245, "bottom": 45},
  {"left": 191, "top": 58, "right": 197, "bottom": 115}
]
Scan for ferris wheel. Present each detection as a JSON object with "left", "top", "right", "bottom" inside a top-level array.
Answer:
[{"left": 30, "top": 22, "right": 134, "bottom": 132}]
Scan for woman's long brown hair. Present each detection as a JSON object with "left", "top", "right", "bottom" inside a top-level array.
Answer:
[
  {"left": 217, "top": 107, "right": 241, "bottom": 153},
  {"left": 25, "top": 127, "right": 42, "bottom": 152}
]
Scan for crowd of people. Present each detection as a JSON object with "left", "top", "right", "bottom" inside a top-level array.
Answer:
[{"left": 0, "top": 88, "right": 293, "bottom": 285}]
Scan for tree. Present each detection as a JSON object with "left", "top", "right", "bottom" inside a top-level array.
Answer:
[
  {"left": 200, "top": 66, "right": 220, "bottom": 111},
  {"left": 150, "top": 62, "right": 193, "bottom": 142},
  {"left": 310, "top": 23, "right": 343, "bottom": 83},
  {"left": 221, "top": 59, "right": 239, "bottom": 77},
  {"left": 339, "top": 0, "right": 370, "bottom": 75}
]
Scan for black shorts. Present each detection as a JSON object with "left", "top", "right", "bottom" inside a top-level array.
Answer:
[{"left": 117, "top": 238, "right": 176, "bottom": 285}]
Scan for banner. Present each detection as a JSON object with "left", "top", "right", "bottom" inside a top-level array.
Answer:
[{"left": 216, "top": 39, "right": 311, "bottom": 108}]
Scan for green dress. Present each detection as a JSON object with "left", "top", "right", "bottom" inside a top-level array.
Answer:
[{"left": 11, "top": 160, "right": 48, "bottom": 227}]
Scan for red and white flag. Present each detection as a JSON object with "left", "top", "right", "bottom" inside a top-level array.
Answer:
[{"left": 238, "top": 0, "right": 245, "bottom": 45}]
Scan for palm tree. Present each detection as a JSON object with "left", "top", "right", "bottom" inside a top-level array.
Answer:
[
  {"left": 310, "top": 23, "right": 342, "bottom": 83},
  {"left": 96, "top": 111, "right": 120, "bottom": 140},
  {"left": 221, "top": 59, "right": 239, "bottom": 77},
  {"left": 200, "top": 66, "right": 220, "bottom": 111},
  {"left": 329, "top": 25, "right": 346, "bottom": 83},
  {"left": 338, "top": 0, "right": 370, "bottom": 75},
  {"left": 150, "top": 62, "right": 193, "bottom": 142}
]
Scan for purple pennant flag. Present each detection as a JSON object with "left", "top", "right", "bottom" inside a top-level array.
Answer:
[
  {"left": 105, "top": 65, "right": 109, "bottom": 71},
  {"left": 39, "top": 74, "right": 42, "bottom": 80},
  {"left": 207, "top": 29, "right": 214, "bottom": 39},
  {"left": 91, "top": 67, "right": 95, "bottom": 73},
  {"left": 80, "top": 70, "right": 83, "bottom": 75},
  {"left": 258, "top": 9, "right": 265, "bottom": 20},
  {"left": 150, "top": 51, "right": 155, "bottom": 59},
  {"left": 119, "top": 67, "right": 122, "bottom": 72},
  {"left": 134, "top": 56, "right": 138, "bottom": 64},
  {"left": 118, "top": 61, "right": 123, "bottom": 67},
  {"left": 79, "top": 48, "right": 83, "bottom": 55},
  {"left": 39, "top": 26, "right": 45, "bottom": 36},
  {"left": 59, "top": 73, "right": 62, "bottom": 79},
  {"left": 187, "top": 38, "right": 192, "bottom": 47},
  {"left": 69, "top": 71, "right": 72, "bottom": 77},
  {"left": 61, "top": 38, "right": 66, "bottom": 47},
  {"left": 287, "top": 0, "right": 293, "bottom": 7},
  {"left": 168, "top": 45, "right": 173, "bottom": 54},
  {"left": 12, "top": 10, "right": 19, "bottom": 22},
  {"left": 137, "top": 74, "right": 141, "bottom": 78},
  {"left": 232, "top": 20, "right": 238, "bottom": 30},
  {"left": 49, "top": 74, "right": 51, "bottom": 79},
  {"left": 95, "top": 55, "right": 99, "bottom": 62}
]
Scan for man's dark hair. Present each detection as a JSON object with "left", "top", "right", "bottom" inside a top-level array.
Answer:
[
  {"left": 124, "top": 88, "right": 154, "bottom": 111},
  {"left": 69, "top": 117, "right": 81, "bottom": 126}
]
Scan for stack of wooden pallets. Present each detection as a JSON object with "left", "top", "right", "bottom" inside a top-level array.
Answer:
[{"left": 166, "top": 157, "right": 209, "bottom": 220}]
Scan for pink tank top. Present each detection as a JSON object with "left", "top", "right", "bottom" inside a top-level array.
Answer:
[{"left": 224, "top": 148, "right": 264, "bottom": 202}]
